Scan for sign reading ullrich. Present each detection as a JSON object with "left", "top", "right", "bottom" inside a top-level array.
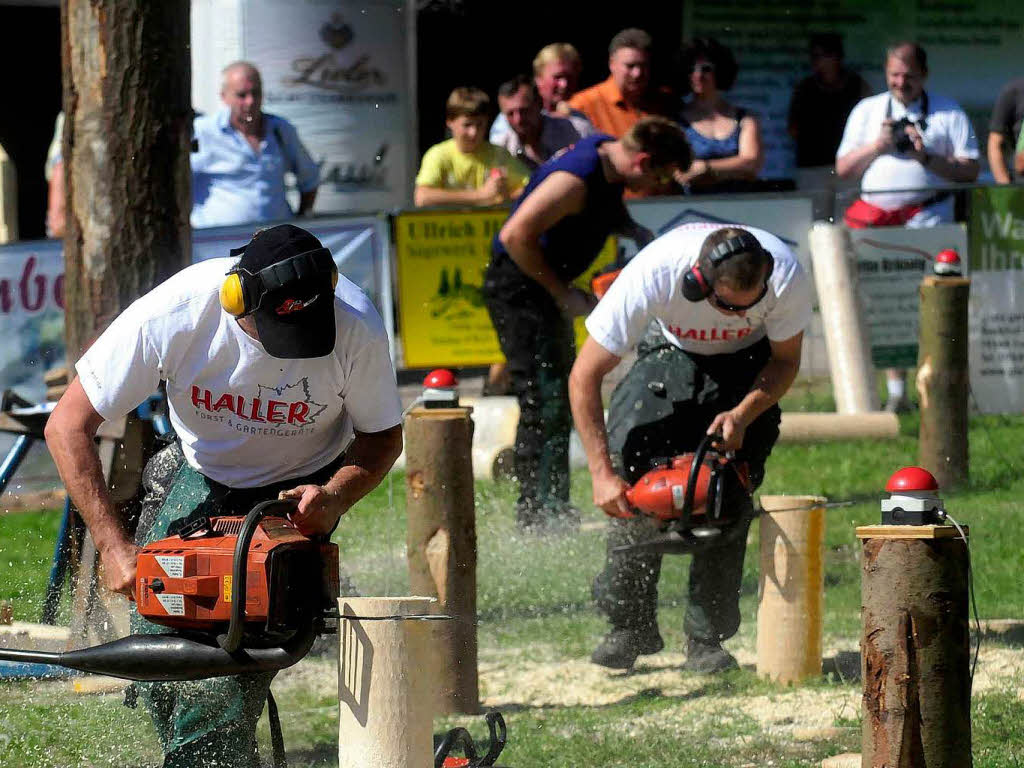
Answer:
[
  {"left": 245, "top": 0, "right": 415, "bottom": 213},
  {"left": 395, "top": 209, "right": 615, "bottom": 369}
]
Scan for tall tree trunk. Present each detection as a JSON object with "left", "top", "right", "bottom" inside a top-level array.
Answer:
[
  {"left": 60, "top": 0, "right": 191, "bottom": 644},
  {"left": 62, "top": 0, "right": 191, "bottom": 362}
]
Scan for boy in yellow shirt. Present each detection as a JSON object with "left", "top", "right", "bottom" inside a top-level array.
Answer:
[{"left": 414, "top": 87, "right": 530, "bottom": 207}]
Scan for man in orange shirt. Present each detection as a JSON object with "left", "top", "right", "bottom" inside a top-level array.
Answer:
[{"left": 569, "top": 28, "right": 673, "bottom": 139}]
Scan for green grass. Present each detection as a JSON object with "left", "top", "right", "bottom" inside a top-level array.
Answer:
[
  {"left": 0, "top": 507, "right": 65, "bottom": 623},
  {"left": 1, "top": 412, "right": 1023, "bottom": 766}
]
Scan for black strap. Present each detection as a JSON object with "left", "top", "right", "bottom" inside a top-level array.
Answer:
[
  {"left": 886, "top": 91, "right": 929, "bottom": 123},
  {"left": 267, "top": 689, "right": 287, "bottom": 768}
]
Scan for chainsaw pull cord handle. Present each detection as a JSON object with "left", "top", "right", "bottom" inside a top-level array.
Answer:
[
  {"left": 218, "top": 498, "right": 300, "bottom": 654},
  {"left": 677, "top": 432, "right": 722, "bottom": 533}
]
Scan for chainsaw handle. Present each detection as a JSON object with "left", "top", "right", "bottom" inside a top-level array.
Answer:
[
  {"left": 218, "top": 498, "right": 300, "bottom": 654},
  {"left": 678, "top": 433, "right": 722, "bottom": 533}
]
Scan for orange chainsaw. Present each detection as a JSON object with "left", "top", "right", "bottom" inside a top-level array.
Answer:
[
  {"left": 0, "top": 499, "right": 338, "bottom": 680},
  {"left": 615, "top": 433, "right": 751, "bottom": 555}
]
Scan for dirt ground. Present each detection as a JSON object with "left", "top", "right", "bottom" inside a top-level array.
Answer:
[{"left": 278, "top": 632, "right": 1024, "bottom": 751}]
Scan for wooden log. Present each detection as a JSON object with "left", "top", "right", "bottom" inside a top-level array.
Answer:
[
  {"left": 404, "top": 407, "right": 479, "bottom": 714},
  {"left": 916, "top": 276, "right": 970, "bottom": 489},
  {"left": 779, "top": 412, "right": 899, "bottom": 443},
  {"left": 858, "top": 526, "right": 972, "bottom": 767},
  {"left": 809, "top": 223, "right": 879, "bottom": 413},
  {"left": 337, "top": 597, "right": 436, "bottom": 768},
  {"left": 757, "top": 495, "right": 825, "bottom": 684}
]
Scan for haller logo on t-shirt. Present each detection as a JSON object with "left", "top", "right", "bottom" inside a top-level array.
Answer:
[
  {"left": 190, "top": 377, "right": 328, "bottom": 426},
  {"left": 665, "top": 325, "right": 755, "bottom": 343}
]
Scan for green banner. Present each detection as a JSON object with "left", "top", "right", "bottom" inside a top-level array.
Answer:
[{"left": 969, "top": 187, "right": 1024, "bottom": 272}]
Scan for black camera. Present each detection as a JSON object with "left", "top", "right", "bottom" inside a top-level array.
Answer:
[{"left": 892, "top": 117, "right": 926, "bottom": 154}]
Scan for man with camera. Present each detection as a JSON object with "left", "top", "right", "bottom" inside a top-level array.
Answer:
[
  {"left": 835, "top": 42, "right": 978, "bottom": 412},
  {"left": 836, "top": 41, "right": 978, "bottom": 229}
]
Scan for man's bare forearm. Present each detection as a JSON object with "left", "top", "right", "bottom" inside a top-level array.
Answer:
[
  {"left": 324, "top": 425, "right": 403, "bottom": 512},
  {"left": 568, "top": 363, "right": 614, "bottom": 478},
  {"left": 988, "top": 133, "right": 1011, "bottom": 184},
  {"left": 503, "top": 234, "right": 571, "bottom": 305},
  {"left": 732, "top": 356, "right": 800, "bottom": 427},
  {"left": 925, "top": 155, "right": 979, "bottom": 183},
  {"left": 836, "top": 140, "right": 883, "bottom": 180},
  {"left": 45, "top": 423, "right": 131, "bottom": 552}
]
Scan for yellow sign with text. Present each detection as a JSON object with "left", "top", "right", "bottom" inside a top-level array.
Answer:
[{"left": 395, "top": 209, "right": 616, "bottom": 369}]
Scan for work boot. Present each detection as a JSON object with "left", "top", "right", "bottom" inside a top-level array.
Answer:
[
  {"left": 591, "top": 625, "right": 664, "bottom": 670},
  {"left": 682, "top": 637, "right": 738, "bottom": 674}
]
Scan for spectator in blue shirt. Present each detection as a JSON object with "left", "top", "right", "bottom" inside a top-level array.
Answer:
[{"left": 191, "top": 62, "right": 320, "bottom": 229}]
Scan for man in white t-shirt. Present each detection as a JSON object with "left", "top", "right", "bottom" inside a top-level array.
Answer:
[
  {"left": 45, "top": 224, "right": 402, "bottom": 768},
  {"left": 836, "top": 41, "right": 979, "bottom": 228},
  {"left": 836, "top": 42, "right": 978, "bottom": 413},
  {"left": 569, "top": 224, "right": 812, "bottom": 672}
]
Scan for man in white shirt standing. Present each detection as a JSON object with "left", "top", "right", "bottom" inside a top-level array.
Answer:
[
  {"left": 45, "top": 224, "right": 402, "bottom": 767},
  {"left": 569, "top": 224, "right": 812, "bottom": 672},
  {"left": 836, "top": 41, "right": 979, "bottom": 227},
  {"left": 836, "top": 42, "right": 978, "bottom": 412}
]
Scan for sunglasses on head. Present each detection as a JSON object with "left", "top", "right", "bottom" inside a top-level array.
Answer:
[{"left": 710, "top": 282, "right": 769, "bottom": 312}]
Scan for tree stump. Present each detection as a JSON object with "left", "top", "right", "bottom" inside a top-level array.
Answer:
[
  {"left": 858, "top": 526, "right": 971, "bottom": 767},
  {"left": 404, "top": 407, "right": 479, "bottom": 714},
  {"left": 916, "top": 276, "right": 970, "bottom": 489}
]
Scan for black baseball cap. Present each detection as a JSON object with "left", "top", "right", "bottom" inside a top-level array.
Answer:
[{"left": 233, "top": 224, "right": 337, "bottom": 359}]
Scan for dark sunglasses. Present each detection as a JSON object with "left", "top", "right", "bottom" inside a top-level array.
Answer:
[{"left": 710, "top": 282, "right": 769, "bottom": 312}]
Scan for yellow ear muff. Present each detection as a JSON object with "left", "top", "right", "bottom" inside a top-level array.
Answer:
[{"left": 220, "top": 273, "right": 247, "bottom": 316}]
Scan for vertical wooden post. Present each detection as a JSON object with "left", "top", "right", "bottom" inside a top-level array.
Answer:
[
  {"left": 338, "top": 597, "right": 436, "bottom": 768},
  {"left": 405, "top": 407, "right": 479, "bottom": 714},
  {"left": 916, "top": 276, "right": 970, "bottom": 488},
  {"left": 809, "top": 223, "right": 879, "bottom": 413},
  {"left": 857, "top": 526, "right": 972, "bottom": 767},
  {"left": 757, "top": 495, "right": 825, "bottom": 684}
]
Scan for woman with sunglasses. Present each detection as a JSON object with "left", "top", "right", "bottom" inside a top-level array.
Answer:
[
  {"left": 673, "top": 38, "right": 764, "bottom": 193},
  {"left": 569, "top": 224, "right": 812, "bottom": 673}
]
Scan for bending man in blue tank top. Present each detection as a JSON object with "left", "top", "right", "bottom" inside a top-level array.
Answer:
[{"left": 484, "top": 116, "right": 693, "bottom": 533}]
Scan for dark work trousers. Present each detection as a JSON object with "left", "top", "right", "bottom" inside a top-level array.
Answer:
[
  {"left": 483, "top": 260, "right": 575, "bottom": 526},
  {"left": 131, "top": 442, "right": 346, "bottom": 768},
  {"left": 592, "top": 332, "right": 781, "bottom": 643}
]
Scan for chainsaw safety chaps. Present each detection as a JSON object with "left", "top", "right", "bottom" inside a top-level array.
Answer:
[
  {"left": 131, "top": 444, "right": 272, "bottom": 766},
  {"left": 128, "top": 440, "right": 344, "bottom": 766},
  {"left": 595, "top": 332, "right": 780, "bottom": 644}
]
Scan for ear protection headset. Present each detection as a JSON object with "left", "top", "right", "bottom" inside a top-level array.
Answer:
[
  {"left": 681, "top": 232, "right": 774, "bottom": 303},
  {"left": 220, "top": 246, "right": 338, "bottom": 318}
]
